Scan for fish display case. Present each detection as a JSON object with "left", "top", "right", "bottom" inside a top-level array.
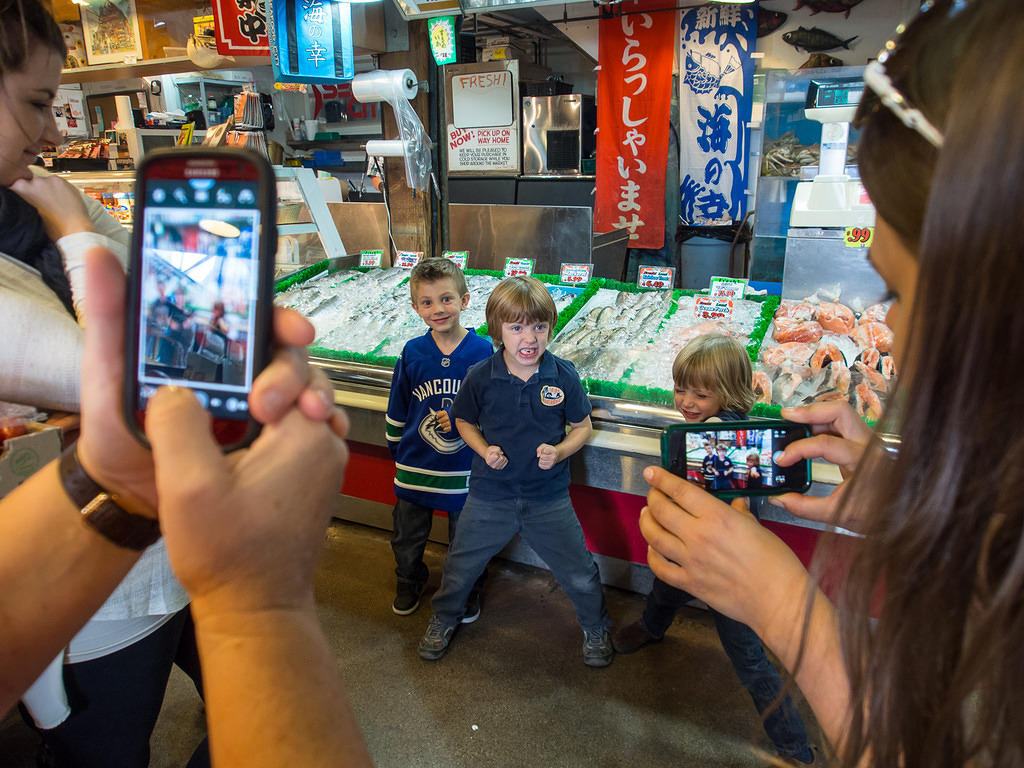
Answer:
[
  {"left": 276, "top": 264, "right": 842, "bottom": 593},
  {"left": 59, "top": 166, "right": 345, "bottom": 276}
]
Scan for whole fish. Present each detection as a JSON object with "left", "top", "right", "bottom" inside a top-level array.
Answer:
[
  {"left": 793, "top": 0, "right": 863, "bottom": 20},
  {"left": 799, "top": 52, "right": 845, "bottom": 68},
  {"left": 782, "top": 26, "right": 858, "bottom": 52},
  {"left": 758, "top": 8, "right": 788, "bottom": 37}
]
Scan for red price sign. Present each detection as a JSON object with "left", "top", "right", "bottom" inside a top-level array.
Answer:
[
  {"left": 560, "top": 263, "right": 592, "bottom": 285},
  {"left": 396, "top": 251, "right": 423, "bottom": 268},
  {"left": 693, "top": 296, "right": 734, "bottom": 321},
  {"left": 504, "top": 258, "right": 534, "bottom": 278},
  {"left": 637, "top": 266, "right": 674, "bottom": 289},
  {"left": 844, "top": 227, "right": 874, "bottom": 248}
]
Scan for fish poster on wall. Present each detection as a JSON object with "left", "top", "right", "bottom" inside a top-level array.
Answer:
[{"left": 678, "top": 6, "right": 756, "bottom": 225}]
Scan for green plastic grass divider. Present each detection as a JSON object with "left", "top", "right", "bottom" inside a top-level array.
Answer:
[{"left": 274, "top": 259, "right": 330, "bottom": 293}]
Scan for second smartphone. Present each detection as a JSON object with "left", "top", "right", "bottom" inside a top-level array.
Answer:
[
  {"left": 124, "top": 147, "right": 277, "bottom": 452},
  {"left": 661, "top": 420, "right": 813, "bottom": 497}
]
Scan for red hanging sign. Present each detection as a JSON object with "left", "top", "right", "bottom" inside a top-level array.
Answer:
[
  {"left": 594, "top": 0, "right": 674, "bottom": 249},
  {"left": 212, "top": 0, "right": 271, "bottom": 55}
]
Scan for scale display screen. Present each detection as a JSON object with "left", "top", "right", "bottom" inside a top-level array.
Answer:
[{"left": 807, "top": 78, "right": 864, "bottom": 109}]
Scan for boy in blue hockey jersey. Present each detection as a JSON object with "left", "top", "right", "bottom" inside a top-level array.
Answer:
[{"left": 385, "top": 258, "right": 493, "bottom": 617}]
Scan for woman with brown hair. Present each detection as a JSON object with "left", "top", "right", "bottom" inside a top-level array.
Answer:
[{"left": 639, "top": 1, "right": 1024, "bottom": 766}]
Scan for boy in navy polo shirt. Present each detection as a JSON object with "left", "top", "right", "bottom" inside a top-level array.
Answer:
[
  {"left": 385, "top": 258, "right": 494, "bottom": 616},
  {"left": 417, "top": 276, "right": 613, "bottom": 667}
]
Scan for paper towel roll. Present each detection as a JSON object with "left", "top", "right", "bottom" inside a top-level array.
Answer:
[
  {"left": 351, "top": 69, "right": 417, "bottom": 105},
  {"left": 365, "top": 139, "right": 408, "bottom": 157},
  {"left": 114, "top": 94, "right": 134, "bottom": 129}
]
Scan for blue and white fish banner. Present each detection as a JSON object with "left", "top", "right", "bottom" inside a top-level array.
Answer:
[
  {"left": 678, "top": 6, "right": 756, "bottom": 225},
  {"left": 267, "top": 0, "right": 355, "bottom": 84}
]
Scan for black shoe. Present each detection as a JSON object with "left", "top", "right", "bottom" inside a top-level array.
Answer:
[
  {"left": 419, "top": 615, "right": 457, "bottom": 660},
  {"left": 582, "top": 627, "right": 614, "bottom": 668},
  {"left": 392, "top": 581, "right": 423, "bottom": 616},
  {"left": 612, "top": 620, "right": 662, "bottom": 654},
  {"left": 461, "top": 589, "right": 481, "bottom": 624}
]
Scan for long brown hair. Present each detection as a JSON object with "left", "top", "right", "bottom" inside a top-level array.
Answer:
[
  {"left": 0, "top": 0, "right": 65, "bottom": 74},
  {"left": 829, "top": 2, "right": 1024, "bottom": 766}
]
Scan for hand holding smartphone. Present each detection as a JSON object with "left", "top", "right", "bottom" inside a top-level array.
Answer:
[
  {"left": 661, "top": 420, "right": 812, "bottom": 497},
  {"left": 124, "top": 148, "right": 276, "bottom": 452}
]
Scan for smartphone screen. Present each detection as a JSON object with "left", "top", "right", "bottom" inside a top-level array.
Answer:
[
  {"left": 126, "top": 149, "right": 274, "bottom": 450},
  {"left": 661, "top": 421, "right": 812, "bottom": 497}
]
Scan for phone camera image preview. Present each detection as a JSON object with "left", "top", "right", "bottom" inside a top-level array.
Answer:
[
  {"left": 137, "top": 178, "right": 260, "bottom": 420},
  {"left": 680, "top": 428, "right": 788, "bottom": 492}
]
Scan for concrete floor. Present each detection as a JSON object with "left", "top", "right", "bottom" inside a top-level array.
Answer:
[{"left": 1, "top": 520, "right": 821, "bottom": 767}]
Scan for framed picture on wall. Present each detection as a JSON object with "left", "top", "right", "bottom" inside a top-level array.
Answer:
[{"left": 79, "top": 0, "right": 144, "bottom": 65}]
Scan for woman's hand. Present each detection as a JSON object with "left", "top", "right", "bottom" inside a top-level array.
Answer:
[
  {"left": 75, "top": 248, "right": 343, "bottom": 516},
  {"left": 640, "top": 466, "right": 809, "bottom": 638},
  {"left": 10, "top": 174, "right": 92, "bottom": 241},
  {"left": 145, "top": 386, "right": 347, "bottom": 615},
  {"left": 769, "top": 402, "right": 872, "bottom": 530}
]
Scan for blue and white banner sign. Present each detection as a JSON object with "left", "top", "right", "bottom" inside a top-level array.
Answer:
[
  {"left": 678, "top": 6, "right": 756, "bottom": 225},
  {"left": 268, "top": 0, "right": 355, "bottom": 84}
]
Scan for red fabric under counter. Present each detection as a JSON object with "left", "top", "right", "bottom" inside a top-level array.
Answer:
[{"left": 340, "top": 442, "right": 839, "bottom": 579}]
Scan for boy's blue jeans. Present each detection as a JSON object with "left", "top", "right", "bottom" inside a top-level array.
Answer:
[
  {"left": 431, "top": 492, "right": 609, "bottom": 632},
  {"left": 642, "top": 577, "right": 813, "bottom": 762}
]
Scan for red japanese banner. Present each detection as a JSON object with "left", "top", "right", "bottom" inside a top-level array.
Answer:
[
  {"left": 213, "top": 0, "right": 271, "bottom": 55},
  {"left": 594, "top": 0, "right": 675, "bottom": 249}
]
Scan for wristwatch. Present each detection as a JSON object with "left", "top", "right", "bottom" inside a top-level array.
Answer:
[{"left": 59, "top": 444, "right": 161, "bottom": 550}]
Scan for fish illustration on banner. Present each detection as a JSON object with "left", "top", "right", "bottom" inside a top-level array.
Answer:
[{"left": 678, "top": 5, "right": 756, "bottom": 226}]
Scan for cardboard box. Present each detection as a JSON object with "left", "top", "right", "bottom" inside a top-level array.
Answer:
[{"left": 0, "top": 423, "right": 62, "bottom": 499}]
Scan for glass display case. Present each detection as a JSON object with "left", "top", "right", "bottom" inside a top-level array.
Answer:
[
  {"left": 59, "top": 166, "right": 346, "bottom": 272},
  {"left": 749, "top": 66, "right": 865, "bottom": 282}
]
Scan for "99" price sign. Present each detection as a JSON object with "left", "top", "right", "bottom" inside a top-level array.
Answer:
[{"left": 844, "top": 227, "right": 874, "bottom": 248}]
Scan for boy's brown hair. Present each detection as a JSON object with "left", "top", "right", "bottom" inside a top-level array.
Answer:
[
  {"left": 409, "top": 257, "right": 468, "bottom": 301},
  {"left": 671, "top": 333, "right": 755, "bottom": 414},
  {"left": 484, "top": 276, "right": 557, "bottom": 346}
]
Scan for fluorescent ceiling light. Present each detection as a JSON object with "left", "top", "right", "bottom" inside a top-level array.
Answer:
[{"left": 198, "top": 219, "right": 241, "bottom": 238}]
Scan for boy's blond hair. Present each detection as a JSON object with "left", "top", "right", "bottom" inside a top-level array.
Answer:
[
  {"left": 484, "top": 276, "right": 557, "bottom": 346},
  {"left": 746, "top": 451, "right": 760, "bottom": 466},
  {"left": 409, "top": 257, "right": 468, "bottom": 301},
  {"left": 672, "top": 333, "right": 755, "bottom": 414}
]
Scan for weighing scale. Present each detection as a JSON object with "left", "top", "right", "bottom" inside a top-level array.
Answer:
[{"left": 789, "top": 76, "right": 875, "bottom": 228}]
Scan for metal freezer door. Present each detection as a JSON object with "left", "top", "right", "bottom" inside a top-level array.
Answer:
[{"left": 522, "top": 95, "right": 584, "bottom": 176}]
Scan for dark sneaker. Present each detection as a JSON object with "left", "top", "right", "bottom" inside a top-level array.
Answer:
[
  {"left": 461, "top": 589, "right": 481, "bottom": 624},
  {"left": 582, "top": 627, "right": 613, "bottom": 668},
  {"left": 392, "top": 581, "right": 423, "bottom": 616},
  {"left": 419, "top": 615, "right": 457, "bottom": 660},
  {"left": 612, "top": 620, "right": 662, "bottom": 654}
]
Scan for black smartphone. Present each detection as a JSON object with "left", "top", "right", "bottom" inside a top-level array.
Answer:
[
  {"left": 124, "top": 148, "right": 276, "bottom": 452},
  {"left": 660, "top": 420, "right": 813, "bottom": 497}
]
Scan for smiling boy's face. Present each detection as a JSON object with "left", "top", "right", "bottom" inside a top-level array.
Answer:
[{"left": 411, "top": 277, "right": 469, "bottom": 336}]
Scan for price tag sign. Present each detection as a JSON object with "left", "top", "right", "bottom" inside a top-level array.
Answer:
[
  {"left": 503, "top": 257, "right": 534, "bottom": 278},
  {"left": 559, "top": 263, "right": 592, "bottom": 285},
  {"left": 637, "top": 265, "right": 675, "bottom": 290},
  {"left": 396, "top": 251, "right": 423, "bottom": 268},
  {"left": 359, "top": 249, "right": 383, "bottom": 267},
  {"left": 844, "top": 227, "right": 874, "bottom": 248},
  {"left": 709, "top": 276, "right": 747, "bottom": 300},
  {"left": 442, "top": 250, "right": 468, "bottom": 269},
  {"left": 693, "top": 296, "right": 735, "bottom": 321}
]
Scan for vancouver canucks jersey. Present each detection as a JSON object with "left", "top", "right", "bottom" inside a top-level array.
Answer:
[{"left": 385, "top": 328, "right": 493, "bottom": 511}]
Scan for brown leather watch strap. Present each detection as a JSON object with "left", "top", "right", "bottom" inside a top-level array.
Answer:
[{"left": 59, "top": 444, "right": 161, "bottom": 550}]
